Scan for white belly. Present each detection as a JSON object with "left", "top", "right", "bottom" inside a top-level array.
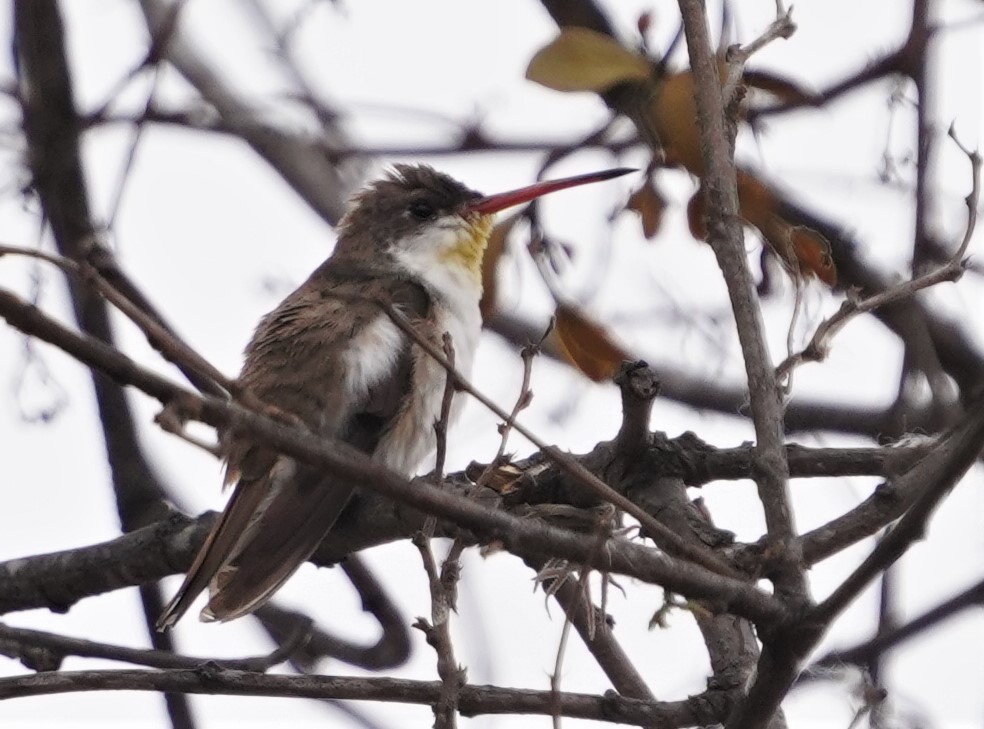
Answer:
[{"left": 376, "top": 265, "right": 483, "bottom": 475}]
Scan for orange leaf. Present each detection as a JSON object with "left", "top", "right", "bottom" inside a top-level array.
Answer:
[
  {"left": 625, "top": 180, "right": 666, "bottom": 239},
  {"left": 650, "top": 70, "right": 703, "bottom": 174},
  {"left": 553, "top": 304, "right": 631, "bottom": 381},
  {"left": 735, "top": 170, "right": 778, "bottom": 229},
  {"left": 687, "top": 172, "right": 838, "bottom": 287},
  {"left": 788, "top": 226, "right": 837, "bottom": 286},
  {"left": 649, "top": 63, "right": 732, "bottom": 175},
  {"left": 688, "top": 172, "right": 777, "bottom": 240}
]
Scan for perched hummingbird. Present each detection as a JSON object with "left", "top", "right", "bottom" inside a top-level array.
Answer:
[{"left": 156, "top": 164, "right": 633, "bottom": 630}]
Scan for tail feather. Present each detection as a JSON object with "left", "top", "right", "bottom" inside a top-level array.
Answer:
[
  {"left": 155, "top": 474, "right": 269, "bottom": 631},
  {"left": 156, "top": 457, "right": 355, "bottom": 630},
  {"left": 203, "top": 468, "right": 355, "bottom": 622}
]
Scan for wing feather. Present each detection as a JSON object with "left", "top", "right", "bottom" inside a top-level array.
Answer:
[{"left": 156, "top": 267, "right": 431, "bottom": 630}]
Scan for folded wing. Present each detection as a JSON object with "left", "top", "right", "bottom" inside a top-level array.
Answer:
[{"left": 156, "top": 268, "right": 431, "bottom": 630}]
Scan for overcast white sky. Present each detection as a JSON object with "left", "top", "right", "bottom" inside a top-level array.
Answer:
[{"left": 1, "top": 1, "right": 983, "bottom": 727}]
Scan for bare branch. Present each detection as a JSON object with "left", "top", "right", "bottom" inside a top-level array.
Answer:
[
  {"left": 676, "top": 0, "right": 804, "bottom": 603},
  {"left": 775, "top": 133, "right": 981, "bottom": 382},
  {"left": 0, "top": 287, "right": 786, "bottom": 625},
  {"left": 413, "top": 535, "right": 465, "bottom": 729},
  {"left": 0, "top": 667, "right": 730, "bottom": 724},
  {"left": 811, "top": 401, "right": 984, "bottom": 623},
  {"left": 0, "top": 621, "right": 307, "bottom": 673}
]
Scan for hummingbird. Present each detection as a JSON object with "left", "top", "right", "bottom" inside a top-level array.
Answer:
[{"left": 156, "top": 164, "right": 633, "bottom": 630}]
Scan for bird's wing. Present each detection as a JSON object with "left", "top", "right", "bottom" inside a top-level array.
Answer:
[{"left": 156, "top": 268, "right": 431, "bottom": 630}]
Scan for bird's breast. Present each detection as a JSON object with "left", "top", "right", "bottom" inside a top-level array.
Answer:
[{"left": 375, "top": 294, "right": 482, "bottom": 476}]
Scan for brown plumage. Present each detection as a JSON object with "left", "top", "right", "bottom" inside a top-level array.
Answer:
[
  {"left": 156, "top": 164, "right": 634, "bottom": 630},
  {"left": 156, "top": 166, "right": 479, "bottom": 629}
]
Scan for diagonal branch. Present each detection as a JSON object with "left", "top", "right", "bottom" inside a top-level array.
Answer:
[{"left": 0, "top": 287, "right": 786, "bottom": 626}]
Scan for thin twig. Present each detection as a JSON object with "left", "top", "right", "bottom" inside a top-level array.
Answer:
[
  {"left": 433, "top": 333, "right": 457, "bottom": 483},
  {"left": 722, "top": 4, "right": 797, "bottom": 105},
  {"left": 774, "top": 131, "right": 981, "bottom": 382},
  {"left": 0, "top": 243, "right": 234, "bottom": 399},
  {"left": 548, "top": 517, "right": 614, "bottom": 729},
  {"left": 805, "top": 577, "right": 984, "bottom": 674},
  {"left": 478, "top": 325, "right": 547, "bottom": 488}
]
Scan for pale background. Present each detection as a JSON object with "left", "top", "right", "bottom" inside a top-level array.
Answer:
[{"left": 0, "top": 0, "right": 983, "bottom": 727}]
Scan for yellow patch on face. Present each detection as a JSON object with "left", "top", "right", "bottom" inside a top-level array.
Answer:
[{"left": 439, "top": 214, "right": 493, "bottom": 280}]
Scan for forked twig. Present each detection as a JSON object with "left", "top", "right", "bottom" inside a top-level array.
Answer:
[
  {"left": 722, "top": 3, "right": 797, "bottom": 105},
  {"left": 477, "top": 322, "right": 549, "bottom": 488},
  {"left": 413, "top": 535, "right": 466, "bottom": 729},
  {"left": 775, "top": 129, "right": 981, "bottom": 383}
]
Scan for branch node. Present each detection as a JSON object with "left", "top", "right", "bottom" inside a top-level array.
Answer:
[{"left": 613, "top": 360, "right": 660, "bottom": 458}]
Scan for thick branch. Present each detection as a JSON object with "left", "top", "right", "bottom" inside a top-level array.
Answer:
[
  {"left": 676, "top": 0, "right": 802, "bottom": 602},
  {"left": 0, "top": 668, "right": 730, "bottom": 725}
]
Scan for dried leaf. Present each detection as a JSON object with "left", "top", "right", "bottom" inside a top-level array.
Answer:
[
  {"left": 484, "top": 463, "right": 524, "bottom": 494},
  {"left": 650, "top": 65, "right": 748, "bottom": 173},
  {"left": 743, "top": 69, "right": 813, "bottom": 105},
  {"left": 785, "top": 225, "right": 837, "bottom": 286},
  {"left": 553, "top": 304, "right": 631, "bottom": 381},
  {"left": 688, "top": 172, "right": 838, "bottom": 286},
  {"left": 738, "top": 169, "right": 837, "bottom": 284},
  {"left": 649, "top": 69, "right": 711, "bottom": 174},
  {"left": 479, "top": 213, "right": 520, "bottom": 320},
  {"left": 526, "top": 28, "right": 650, "bottom": 93},
  {"left": 686, "top": 187, "right": 707, "bottom": 240},
  {"left": 735, "top": 170, "right": 777, "bottom": 227},
  {"left": 625, "top": 179, "right": 666, "bottom": 239},
  {"left": 688, "top": 172, "right": 777, "bottom": 241}
]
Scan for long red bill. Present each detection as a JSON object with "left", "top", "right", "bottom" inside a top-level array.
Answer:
[{"left": 467, "top": 167, "right": 636, "bottom": 215}]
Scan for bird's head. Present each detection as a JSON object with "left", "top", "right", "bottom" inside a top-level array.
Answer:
[{"left": 335, "top": 164, "right": 635, "bottom": 284}]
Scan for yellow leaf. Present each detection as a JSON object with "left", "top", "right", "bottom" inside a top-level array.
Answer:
[
  {"left": 526, "top": 28, "right": 650, "bottom": 93},
  {"left": 553, "top": 304, "right": 631, "bottom": 381}
]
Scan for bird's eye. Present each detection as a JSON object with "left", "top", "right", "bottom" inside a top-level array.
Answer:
[{"left": 408, "top": 200, "right": 436, "bottom": 220}]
